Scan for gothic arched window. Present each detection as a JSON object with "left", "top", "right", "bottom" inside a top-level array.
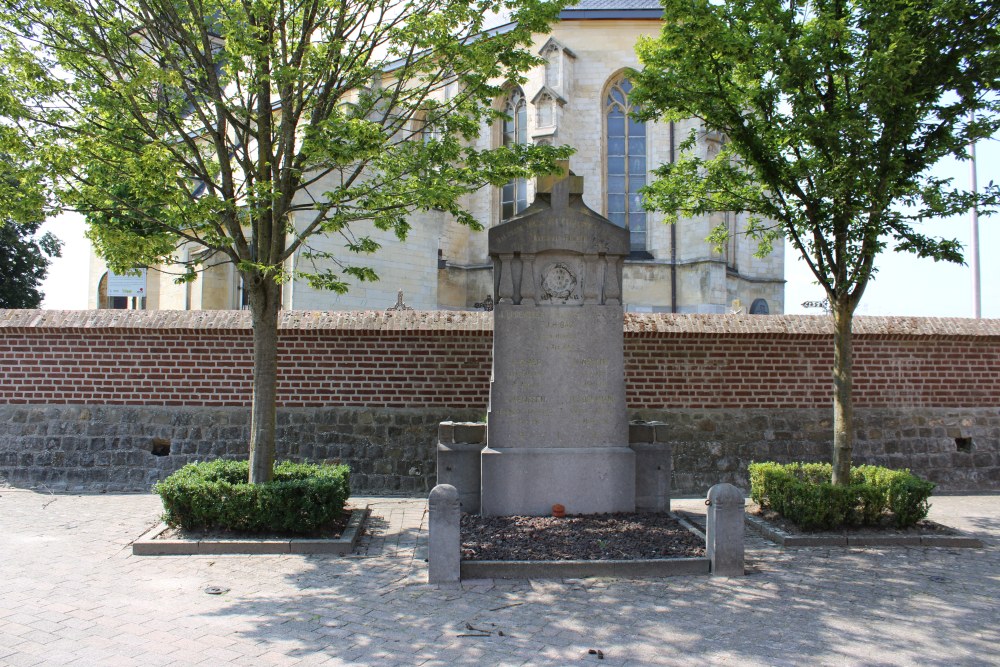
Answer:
[
  {"left": 605, "top": 77, "right": 647, "bottom": 251},
  {"left": 500, "top": 87, "right": 528, "bottom": 222}
]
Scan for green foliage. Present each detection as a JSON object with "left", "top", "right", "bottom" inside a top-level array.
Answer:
[
  {"left": 0, "top": 0, "right": 573, "bottom": 289},
  {"left": 0, "top": 155, "right": 62, "bottom": 308},
  {"left": 153, "top": 460, "right": 351, "bottom": 533},
  {"left": 749, "top": 461, "right": 935, "bottom": 530},
  {"left": 631, "top": 0, "right": 1000, "bottom": 310},
  {"left": 0, "top": 218, "right": 62, "bottom": 308}
]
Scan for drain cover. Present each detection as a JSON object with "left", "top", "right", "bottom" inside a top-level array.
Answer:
[{"left": 204, "top": 586, "right": 230, "bottom": 595}]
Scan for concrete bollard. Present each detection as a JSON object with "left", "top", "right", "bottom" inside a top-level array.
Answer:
[
  {"left": 428, "top": 484, "right": 461, "bottom": 584},
  {"left": 706, "top": 483, "right": 745, "bottom": 577}
]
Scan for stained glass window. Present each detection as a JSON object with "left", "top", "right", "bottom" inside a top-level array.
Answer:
[
  {"left": 605, "top": 77, "right": 647, "bottom": 252},
  {"left": 500, "top": 88, "right": 528, "bottom": 222}
]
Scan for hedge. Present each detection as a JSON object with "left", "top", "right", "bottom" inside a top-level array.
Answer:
[
  {"left": 154, "top": 460, "right": 351, "bottom": 533},
  {"left": 748, "top": 461, "right": 935, "bottom": 531}
]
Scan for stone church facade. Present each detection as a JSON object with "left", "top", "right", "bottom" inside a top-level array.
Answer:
[{"left": 89, "top": 1, "right": 784, "bottom": 314}]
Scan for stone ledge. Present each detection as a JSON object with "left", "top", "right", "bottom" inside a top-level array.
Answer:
[
  {"left": 460, "top": 557, "right": 710, "bottom": 580},
  {"left": 132, "top": 507, "right": 369, "bottom": 556},
  {"left": 3, "top": 309, "right": 999, "bottom": 339},
  {"left": 745, "top": 513, "right": 984, "bottom": 548}
]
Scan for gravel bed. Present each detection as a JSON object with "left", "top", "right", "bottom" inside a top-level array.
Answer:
[{"left": 461, "top": 512, "right": 705, "bottom": 561}]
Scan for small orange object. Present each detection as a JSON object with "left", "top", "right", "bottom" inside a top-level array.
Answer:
[{"left": 552, "top": 503, "right": 566, "bottom": 518}]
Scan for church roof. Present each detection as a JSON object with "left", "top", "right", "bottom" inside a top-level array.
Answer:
[
  {"left": 567, "top": 0, "right": 663, "bottom": 9},
  {"left": 561, "top": 0, "right": 664, "bottom": 19}
]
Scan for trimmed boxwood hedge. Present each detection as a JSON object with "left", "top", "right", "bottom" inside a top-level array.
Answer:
[
  {"left": 748, "top": 461, "right": 935, "bottom": 531},
  {"left": 154, "top": 460, "right": 351, "bottom": 534}
]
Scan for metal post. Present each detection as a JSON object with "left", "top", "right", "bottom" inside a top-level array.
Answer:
[{"left": 970, "top": 118, "right": 981, "bottom": 319}]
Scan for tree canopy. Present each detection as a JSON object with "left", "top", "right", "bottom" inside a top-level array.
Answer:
[
  {"left": 0, "top": 151, "right": 61, "bottom": 308},
  {"left": 0, "top": 205, "right": 62, "bottom": 310},
  {"left": 1, "top": 0, "right": 569, "bottom": 287},
  {"left": 0, "top": 0, "right": 571, "bottom": 480},
  {"left": 631, "top": 0, "right": 1000, "bottom": 483}
]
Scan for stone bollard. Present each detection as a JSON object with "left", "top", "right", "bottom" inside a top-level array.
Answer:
[
  {"left": 428, "top": 484, "right": 461, "bottom": 584},
  {"left": 706, "top": 483, "right": 745, "bottom": 577}
]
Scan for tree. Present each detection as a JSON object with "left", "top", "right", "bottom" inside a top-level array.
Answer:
[
  {"left": 0, "top": 210, "right": 63, "bottom": 309},
  {"left": 630, "top": 0, "right": 1000, "bottom": 484},
  {"left": 1, "top": 0, "right": 571, "bottom": 482},
  {"left": 0, "top": 218, "right": 62, "bottom": 309},
  {"left": 0, "top": 151, "right": 62, "bottom": 308}
]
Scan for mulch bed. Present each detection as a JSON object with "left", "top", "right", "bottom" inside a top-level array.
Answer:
[
  {"left": 747, "top": 502, "right": 960, "bottom": 537},
  {"left": 156, "top": 510, "right": 352, "bottom": 541},
  {"left": 460, "top": 512, "right": 705, "bottom": 561}
]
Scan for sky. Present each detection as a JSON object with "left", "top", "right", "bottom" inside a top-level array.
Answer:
[
  {"left": 38, "top": 137, "right": 999, "bottom": 318},
  {"left": 783, "top": 136, "right": 1000, "bottom": 318}
]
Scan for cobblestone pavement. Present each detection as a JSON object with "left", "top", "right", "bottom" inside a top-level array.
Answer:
[{"left": 0, "top": 490, "right": 997, "bottom": 667}]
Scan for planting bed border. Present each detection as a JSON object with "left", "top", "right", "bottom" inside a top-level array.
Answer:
[
  {"left": 458, "top": 512, "right": 713, "bottom": 580},
  {"left": 133, "top": 506, "right": 369, "bottom": 556},
  {"left": 745, "top": 513, "right": 984, "bottom": 548},
  {"left": 461, "top": 557, "right": 710, "bottom": 579}
]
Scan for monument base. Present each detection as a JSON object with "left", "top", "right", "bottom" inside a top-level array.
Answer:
[{"left": 480, "top": 446, "right": 636, "bottom": 516}]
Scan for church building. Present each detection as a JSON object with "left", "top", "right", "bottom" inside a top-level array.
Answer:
[{"left": 89, "top": 0, "right": 784, "bottom": 314}]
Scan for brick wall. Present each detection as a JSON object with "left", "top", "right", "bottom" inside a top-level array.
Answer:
[
  {"left": 0, "top": 310, "right": 494, "bottom": 408},
  {"left": 2, "top": 310, "right": 999, "bottom": 409},
  {"left": 1, "top": 310, "right": 998, "bottom": 493}
]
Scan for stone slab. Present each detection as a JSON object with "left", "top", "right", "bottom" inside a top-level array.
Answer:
[
  {"left": 489, "top": 304, "right": 628, "bottom": 451},
  {"left": 460, "top": 557, "right": 710, "bottom": 580},
  {"left": 632, "top": 440, "right": 671, "bottom": 512},
  {"left": 436, "top": 441, "right": 483, "bottom": 513},
  {"left": 480, "top": 446, "right": 635, "bottom": 516},
  {"left": 132, "top": 507, "right": 369, "bottom": 556}
]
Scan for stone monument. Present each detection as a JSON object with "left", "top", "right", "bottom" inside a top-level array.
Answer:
[{"left": 479, "top": 167, "right": 635, "bottom": 516}]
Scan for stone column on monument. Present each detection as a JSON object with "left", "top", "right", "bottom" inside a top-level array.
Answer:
[{"left": 480, "top": 167, "right": 636, "bottom": 516}]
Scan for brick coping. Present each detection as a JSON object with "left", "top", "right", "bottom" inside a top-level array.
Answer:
[{"left": 2, "top": 309, "right": 999, "bottom": 338}]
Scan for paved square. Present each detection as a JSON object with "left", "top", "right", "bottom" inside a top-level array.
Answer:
[{"left": 1, "top": 489, "right": 997, "bottom": 666}]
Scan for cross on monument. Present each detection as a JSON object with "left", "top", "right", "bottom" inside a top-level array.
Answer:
[{"left": 534, "top": 161, "right": 584, "bottom": 212}]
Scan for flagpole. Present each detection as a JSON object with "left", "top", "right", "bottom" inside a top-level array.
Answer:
[{"left": 970, "top": 114, "right": 981, "bottom": 319}]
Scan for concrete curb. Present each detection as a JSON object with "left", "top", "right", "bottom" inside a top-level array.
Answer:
[
  {"left": 461, "top": 557, "right": 711, "bottom": 580},
  {"left": 132, "top": 507, "right": 369, "bottom": 556},
  {"left": 745, "top": 513, "right": 984, "bottom": 548}
]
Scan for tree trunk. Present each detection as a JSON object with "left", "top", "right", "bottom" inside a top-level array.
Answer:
[
  {"left": 247, "top": 275, "right": 282, "bottom": 484},
  {"left": 831, "top": 300, "right": 854, "bottom": 485}
]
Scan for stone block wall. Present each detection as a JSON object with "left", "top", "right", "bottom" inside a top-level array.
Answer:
[
  {"left": 632, "top": 407, "right": 1000, "bottom": 494},
  {"left": 1, "top": 310, "right": 998, "bottom": 494},
  {"left": 0, "top": 404, "right": 481, "bottom": 493}
]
